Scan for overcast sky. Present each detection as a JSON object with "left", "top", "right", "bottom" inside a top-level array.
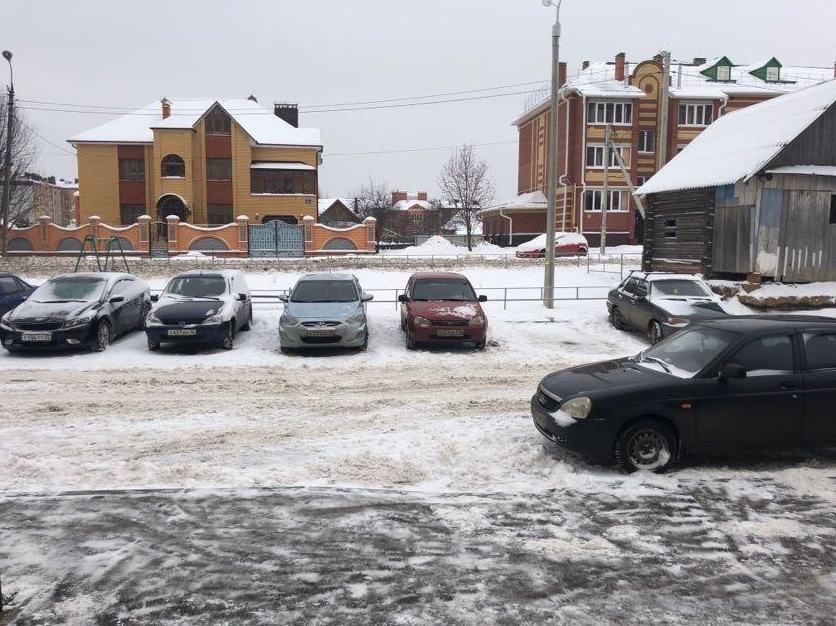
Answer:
[{"left": 3, "top": 0, "right": 835, "bottom": 202}]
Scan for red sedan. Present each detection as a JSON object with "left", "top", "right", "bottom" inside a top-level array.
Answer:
[
  {"left": 399, "top": 272, "right": 488, "bottom": 350},
  {"left": 515, "top": 232, "right": 589, "bottom": 258}
]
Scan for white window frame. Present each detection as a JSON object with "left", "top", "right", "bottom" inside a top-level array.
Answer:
[
  {"left": 765, "top": 66, "right": 780, "bottom": 82},
  {"left": 583, "top": 188, "right": 628, "bottom": 213},
  {"left": 678, "top": 102, "right": 714, "bottom": 127},
  {"left": 715, "top": 65, "right": 731, "bottom": 82},
  {"left": 587, "top": 101, "right": 633, "bottom": 126},
  {"left": 638, "top": 130, "right": 655, "bottom": 153},
  {"left": 585, "top": 144, "right": 630, "bottom": 169}
]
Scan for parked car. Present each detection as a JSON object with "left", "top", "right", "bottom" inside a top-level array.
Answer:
[
  {"left": 145, "top": 270, "right": 252, "bottom": 351},
  {"left": 516, "top": 232, "right": 589, "bottom": 258},
  {"left": 398, "top": 272, "right": 488, "bottom": 349},
  {"left": 531, "top": 316, "right": 836, "bottom": 473},
  {"left": 278, "top": 273, "right": 372, "bottom": 352},
  {"left": 0, "top": 273, "right": 35, "bottom": 317},
  {"left": 607, "top": 272, "right": 727, "bottom": 344},
  {"left": 0, "top": 272, "right": 150, "bottom": 353}
]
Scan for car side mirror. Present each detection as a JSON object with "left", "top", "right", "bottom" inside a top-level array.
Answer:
[
  {"left": 278, "top": 294, "right": 289, "bottom": 303},
  {"left": 236, "top": 293, "right": 247, "bottom": 302},
  {"left": 719, "top": 362, "right": 746, "bottom": 381},
  {"left": 150, "top": 294, "right": 159, "bottom": 302},
  {"left": 398, "top": 294, "right": 409, "bottom": 303},
  {"left": 478, "top": 295, "right": 488, "bottom": 302},
  {"left": 109, "top": 295, "right": 125, "bottom": 304},
  {"left": 362, "top": 293, "right": 374, "bottom": 302}
]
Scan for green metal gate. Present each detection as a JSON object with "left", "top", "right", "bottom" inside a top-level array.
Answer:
[{"left": 249, "top": 221, "right": 304, "bottom": 257}]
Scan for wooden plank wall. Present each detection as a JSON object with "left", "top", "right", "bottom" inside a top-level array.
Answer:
[
  {"left": 713, "top": 205, "right": 754, "bottom": 274},
  {"left": 643, "top": 188, "right": 714, "bottom": 273},
  {"left": 779, "top": 189, "right": 835, "bottom": 282}
]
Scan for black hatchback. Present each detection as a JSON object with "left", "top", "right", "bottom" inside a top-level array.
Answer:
[{"left": 531, "top": 316, "right": 836, "bottom": 473}]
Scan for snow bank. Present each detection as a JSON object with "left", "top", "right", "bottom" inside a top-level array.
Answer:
[{"left": 383, "top": 236, "right": 507, "bottom": 257}]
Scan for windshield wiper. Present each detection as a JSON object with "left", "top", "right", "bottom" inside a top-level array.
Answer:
[{"left": 642, "top": 356, "right": 672, "bottom": 374}]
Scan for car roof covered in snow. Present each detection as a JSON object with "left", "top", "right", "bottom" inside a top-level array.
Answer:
[
  {"left": 411, "top": 272, "right": 469, "bottom": 280},
  {"left": 636, "top": 79, "right": 836, "bottom": 195},
  {"left": 298, "top": 273, "right": 356, "bottom": 282},
  {"left": 626, "top": 271, "right": 705, "bottom": 282},
  {"left": 697, "top": 315, "right": 836, "bottom": 334},
  {"left": 54, "top": 272, "right": 132, "bottom": 281},
  {"left": 174, "top": 269, "right": 241, "bottom": 278}
]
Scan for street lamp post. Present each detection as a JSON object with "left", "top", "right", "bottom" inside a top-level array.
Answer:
[
  {"left": 542, "top": 0, "right": 561, "bottom": 309},
  {"left": 1, "top": 50, "right": 14, "bottom": 257}
]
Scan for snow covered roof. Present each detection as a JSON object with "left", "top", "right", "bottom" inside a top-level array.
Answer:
[
  {"left": 765, "top": 165, "right": 836, "bottom": 177},
  {"left": 318, "top": 198, "right": 357, "bottom": 216},
  {"left": 637, "top": 80, "right": 836, "bottom": 195},
  {"left": 480, "top": 190, "right": 548, "bottom": 214},
  {"left": 393, "top": 199, "right": 430, "bottom": 211},
  {"left": 249, "top": 162, "right": 315, "bottom": 171},
  {"left": 68, "top": 98, "right": 321, "bottom": 147}
]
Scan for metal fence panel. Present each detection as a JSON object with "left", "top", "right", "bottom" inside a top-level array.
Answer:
[{"left": 249, "top": 222, "right": 304, "bottom": 258}]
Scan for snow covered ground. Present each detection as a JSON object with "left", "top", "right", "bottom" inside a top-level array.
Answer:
[{"left": 2, "top": 263, "right": 836, "bottom": 623}]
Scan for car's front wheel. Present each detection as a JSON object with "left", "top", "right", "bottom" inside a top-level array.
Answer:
[
  {"left": 649, "top": 321, "right": 664, "bottom": 345},
  {"left": 92, "top": 320, "right": 111, "bottom": 352},
  {"left": 220, "top": 321, "right": 234, "bottom": 350},
  {"left": 609, "top": 307, "right": 625, "bottom": 330},
  {"left": 406, "top": 331, "right": 417, "bottom": 350},
  {"left": 614, "top": 420, "right": 677, "bottom": 473},
  {"left": 147, "top": 338, "right": 160, "bottom": 352}
]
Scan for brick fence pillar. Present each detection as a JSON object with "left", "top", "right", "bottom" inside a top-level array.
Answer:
[
  {"left": 363, "top": 217, "right": 377, "bottom": 253},
  {"left": 88, "top": 215, "right": 100, "bottom": 244},
  {"left": 166, "top": 215, "right": 180, "bottom": 253},
  {"left": 39, "top": 215, "right": 52, "bottom": 249},
  {"left": 303, "top": 215, "right": 315, "bottom": 254},
  {"left": 236, "top": 215, "right": 250, "bottom": 253},
  {"left": 137, "top": 215, "right": 151, "bottom": 254}
]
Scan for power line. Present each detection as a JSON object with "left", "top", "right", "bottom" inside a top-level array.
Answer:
[
  {"left": 327, "top": 139, "right": 517, "bottom": 157},
  {"left": 31, "top": 128, "right": 76, "bottom": 155}
]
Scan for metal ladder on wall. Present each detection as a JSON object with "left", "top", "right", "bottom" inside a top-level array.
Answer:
[{"left": 73, "top": 236, "right": 131, "bottom": 273}]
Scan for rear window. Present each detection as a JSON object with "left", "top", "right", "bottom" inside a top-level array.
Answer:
[
  {"left": 292, "top": 280, "right": 358, "bottom": 303},
  {"left": 413, "top": 279, "right": 476, "bottom": 301},
  {"left": 804, "top": 332, "right": 836, "bottom": 370}
]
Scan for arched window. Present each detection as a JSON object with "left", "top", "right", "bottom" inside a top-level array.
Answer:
[{"left": 161, "top": 154, "right": 185, "bottom": 178}]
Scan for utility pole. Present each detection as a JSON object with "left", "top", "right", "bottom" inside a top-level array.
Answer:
[
  {"left": 0, "top": 51, "right": 14, "bottom": 258},
  {"left": 541, "top": 0, "right": 562, "bottom": 309},
  {"left": 658, "top": 50, "right": 671, "bottom": 170},
  {"left": 600, "top": 124, "right": 611, "bottom": 254}
]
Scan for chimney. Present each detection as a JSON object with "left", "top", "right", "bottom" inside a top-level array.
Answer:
[
  {"left": 247, "top": 94, "right": 258, "bottom": 103},
  {"left": 417, "top": 191, "right": 428, "bottom": 202},
  {"left": 274, "top": 103, "right": 299, "bottom": 128},
  {"left": 558, "top": 62, "right": 567, "bottom": 87},
  {"left": 392, "top": 191, "right": 408, "bottom": 204},
  {"left": 581, "top": 60, "right": 589, "bottom": 71},
  {"left": 161, "top": 98, "right": 171, "bottom": 119},
  {"left": 693, "top": 57, "right": 707, "bottom": 66},
  {"left": 614, "top": 52, "right": 626, "bottom": 82}
]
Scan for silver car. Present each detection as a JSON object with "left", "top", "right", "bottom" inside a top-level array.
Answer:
[{"left": 279, "top": 273, "right": 373, "bottom": 352}]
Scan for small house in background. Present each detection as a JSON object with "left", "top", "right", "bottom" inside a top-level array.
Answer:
[
  {"left": 637, "top": 79, "right": 836, "bottom": 282},
  {"left": 318, "top": 198, "right": 361, "bottom": 228}
]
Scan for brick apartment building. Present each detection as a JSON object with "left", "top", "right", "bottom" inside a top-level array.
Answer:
[
  {"left": 68, "top": 97, "right": 322, "bottom": 226},
  {"left": 482, "top": 53, "right": 834, "bottom": 246},
  {"left": 383, "top": 191, "right": 457, "bottom": 239},
  {"left": 10, "top": 174, "right": 78, "bottom": 226}
]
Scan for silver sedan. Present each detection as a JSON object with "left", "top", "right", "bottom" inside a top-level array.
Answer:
[{"left": 279, "top": 273, "right": 373, "bottom": 352}]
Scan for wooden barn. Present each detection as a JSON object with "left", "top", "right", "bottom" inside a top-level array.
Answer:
[{"left": 637, "top": 79, "right": 836, "bottom": 282}]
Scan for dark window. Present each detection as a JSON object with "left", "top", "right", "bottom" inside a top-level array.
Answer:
[
  {"left": 161, "top": 154, "right": 185, "bottom": 178},
  {"left": 587, "top": 101, "right": 632, "bottom": 125},
  {"left": 679, "top": 103, "right": 713, "bottom": 127},
  {"left": 804, "top": 333, "right": 836, "bottom": 370},
  {"left": 118, "top": 158, "right": 145, "bottom": 181},
  {"left": 622, "top": 278, "right": 639, "bottom": 295},
  {"left": 0, "top": 276, "right": 20, "bottom": 295},
  {"left": 830, "top": 195, "right": 836, "bottom": 224},
  {"left": 250, "top": 170, "right": 316, "bottom": 195},
  {"left": 207, "top": 204, "right": 233, "bottom": 225},
  {"left": 120, "top": 204, "right": 145, "bottom": 225},
  {"left": 638, "top": 130, "right": 655, "bottom": 153},
  {"left": 206, "top": 158, "right": 232, "bottom": 181},
  {"left": 284, "top": 177, "right": 294, "bottom": 194},
  {"left": 205, "top": 107, "right": 231, "bottom": 134},
  {"left": 413, "top": 279, "right": 476, "bottom": 301},
  {"left": 634, "top": 280, "right": 648, "bottom": 298},
  {"left": 729, "top": 335, "right": 794, "bottom": 376},
  {"left": 291, "top": 280, "right": 359, "bottom": 303}
]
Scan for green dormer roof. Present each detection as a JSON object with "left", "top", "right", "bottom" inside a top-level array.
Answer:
[
  {"left": 700, "top": 56, "right": 735, "bottom": 82},
  {"left": 748, "top": 57, "right": 792, "bottom": 83}
]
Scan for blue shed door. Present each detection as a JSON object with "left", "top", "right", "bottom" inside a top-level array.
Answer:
[{"left": 756, "top": 189, "right": 783, "bottom": 277}]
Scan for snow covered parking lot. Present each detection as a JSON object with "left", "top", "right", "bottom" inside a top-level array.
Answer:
[{"left": 2, "top": 264, "right": 836, "bottom": 624}]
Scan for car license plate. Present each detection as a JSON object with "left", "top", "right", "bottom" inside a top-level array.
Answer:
[
  {"left": 21, "top": 332, "right": 52, "bottom": 342},
  {"left": 168, "top": 329, "right": 197, "bottom": 337},
  {"left": 436, "top": 329, "right": 465, "bottom": 337},
  {"left": 307, "top": 328, "right": 336, "bottom": 337}
]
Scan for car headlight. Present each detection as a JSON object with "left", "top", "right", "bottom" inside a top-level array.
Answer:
[
  {"left": 561, "top": 396, "right": 592, "bottom": 420},
  {"left": 346, "top": 312, "right": 366, "bottom": 325},
  {"left": 63, "top": 314, "right": 95, "bottom": 329},
  {"left": 468, "top": 315, "right": 485, "bottom": 327},
  {"left": 666, "top": 317, "right": 690, "bottom": 328},
  {"left": 146, "top": 312, "right": 162, "bottom": 325},
  {"left": 280, "top": 312, "right": 299, "bottom": 326},
  {"left": 414, "top": 316, "right": 431, "bottom": 328},
  {"left": 0, "top": 313, "right": 13, "bottom": 330}
]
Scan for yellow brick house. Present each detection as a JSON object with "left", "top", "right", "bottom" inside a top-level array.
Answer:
[{"left": 68, "top": 98, "right": 322, "bottom": 226}]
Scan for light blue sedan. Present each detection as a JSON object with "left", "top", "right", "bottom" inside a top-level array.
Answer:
[{"left": 279, "top": 273, "right": 373, "bottom": 352}]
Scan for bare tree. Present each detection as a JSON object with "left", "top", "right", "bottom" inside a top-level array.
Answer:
[
  {"left": 0, "top": 99, "right": 39, "bottom": 254},
  {"left": 352, "top": 177, "right": 394, "bottom": 245},
  {"left": 438, "top": 144, "right": 495, "bottom": 251}
]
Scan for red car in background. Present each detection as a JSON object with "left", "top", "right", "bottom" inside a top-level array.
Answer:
[
  {"left": 399, "top": 272, "right": 488, "bottom": 350},
  {"left": 515, "top": 232, "right": 589, "bottom": 258}
]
